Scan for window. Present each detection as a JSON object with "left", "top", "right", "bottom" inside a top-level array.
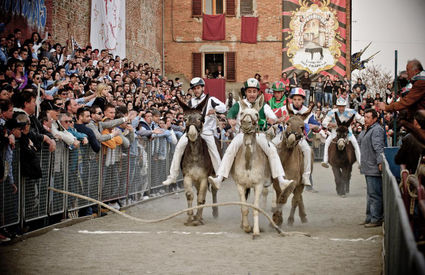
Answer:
[
  {"left": 192, "top": 52, "right": 236, "bottom": 81},
  {"left": 192, "top": 0, "right": 235, "bottom": 16},
  {"left": 240, "top": 0, "right": 253, "bottom": 15},
  {"left": 204, "top": 53, "right": 225, "bottom": 78},
  {"left": 204, "top": 0, "right": 223, "bottom": 15}
]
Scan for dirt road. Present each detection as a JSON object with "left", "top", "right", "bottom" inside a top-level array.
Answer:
[{"left": 0, "top": 163, "right": 383, "bottom": 274}]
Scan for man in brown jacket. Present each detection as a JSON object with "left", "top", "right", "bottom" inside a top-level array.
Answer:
[{"left": 379, "top": 59, "right": 425, "bottom": 121}]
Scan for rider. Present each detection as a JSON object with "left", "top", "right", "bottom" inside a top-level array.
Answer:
[
  {"left": 321, "top": 97, "right": 364, "bottom": 168},
  {"left": 268, "top": 81, "right": 287, "bottom": 120},
  {"left": 277, "top": 88, "right": 313, "bottom": 186},
  {"left": 208, "top": 78, "right": 293, "bottom": 190},
  {"left": 162, "top": 77, "right": 226, "bottom": 186}
]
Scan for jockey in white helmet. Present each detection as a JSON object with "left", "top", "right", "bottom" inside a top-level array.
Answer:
[
  {"left": 208, "top": 78, "right": 293, "bottom": 190},
  {"left": 162, "top": 77, "right": 226, "bottom": 186},
  {"left": 276, "top": 87, "right": 313, "bottom": 186},
  {"left": 321, "top": 97, "right": 364, "bottom": 168}
]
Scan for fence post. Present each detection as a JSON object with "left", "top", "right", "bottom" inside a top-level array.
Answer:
[{"left": 97, "top": 149, "right": 103, "bottom": 217}]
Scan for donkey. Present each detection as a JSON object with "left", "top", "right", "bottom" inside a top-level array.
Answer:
[
  {"left": 328, "top": 113, "right": 356, "bottom": 197},
  {"left": 177, "top": 95, "right": 219, "bottom": 226},
  {"left": 231, "top": 95, "right": 271, "bottom": 239},
  {"left": 272, "top": 103, "right": 313, "bottom": 226}
]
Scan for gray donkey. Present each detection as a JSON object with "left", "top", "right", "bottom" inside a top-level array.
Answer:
[{"left": 177, "top": 95, "right": 220, "bottom": 226}]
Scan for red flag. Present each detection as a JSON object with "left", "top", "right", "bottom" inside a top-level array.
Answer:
[
  {"left": 241, "top": 16, "right": 258, "bottom": 43},
  {"left": 202, "top": 14, "right": 225, "bottom": 41}
]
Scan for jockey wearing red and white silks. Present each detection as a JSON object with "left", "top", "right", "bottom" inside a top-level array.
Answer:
[
  {"left": 321, "top": 97, "right": 365, "bottom": 168},
  {"left": 162, "top": 78, "right": 226, "bottom": 186},
  {"left": 208, "top": 78, "right": 293, "bottom": 190},
  {"left": 276, "top": 88, "right": 313, "bottom": 186}
]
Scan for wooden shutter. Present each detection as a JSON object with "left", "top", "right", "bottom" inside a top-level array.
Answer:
[
  {"left": 226, "top": 0, "right": 236, "bottom": 16},
  {"left": 240, "top": 0, "right": 253, "bottom": 15},
  {"left": 226, "top": 52, "right": 236, "bottom": 81},
  {"left": 192, "top": 0, "right": 202, "bottom": 17},
  {"left": 192, "top": 53, "right": 202, "bottom": 78}
]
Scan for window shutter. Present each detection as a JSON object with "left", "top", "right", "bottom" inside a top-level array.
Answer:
[
  {"left": 226, "top": 52, "right": 236, "bottom": 81},
  {"left": 240, "top": 0, "right": 253, "bottom": 15},
  {"left": 192, "top": 0, "right": 202, "bottom": 17},
  {"left": 192, "top": 53, "right": 202, "bottom": 78},
  {"left": 226, "top": 0, "right": 236, "bottom": 16}
]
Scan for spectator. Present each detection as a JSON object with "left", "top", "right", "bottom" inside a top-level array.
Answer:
[
  {"left": 74, "top": 107, "right": 101, "bottom": 152},
  {"left": 300, "top": 71, "right": 312, "bottom": 106},
  {"left": 323, "top": 75, "right": 334, "bottom": 106},
  {"left": 358, "top": 108, "right": 385, "bottom": 228}
]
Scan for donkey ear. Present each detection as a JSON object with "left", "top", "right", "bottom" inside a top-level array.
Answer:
[
  {"left": 345, "top": 114, "right": 355, "bottom": 127},
  {"left": 300, "top": 103, "right": 314, "bottom": 121},
  {"left": 286, "top": 98, "right": 294, "bottom": 116},
  {"left": 196, "top": 94, "right": 210, "bottom": 112},
  {"left": 335, "top": 112, "right": 341, "bottom": 126},
  {"left": 176, "top": 95, "right": 191, "bottom": 112},
  {"left": 254, "top": 94, "right": 264, "bottom": 111},
  {"left": 239, "top": 98, "right": 248, "bottom": 110}
]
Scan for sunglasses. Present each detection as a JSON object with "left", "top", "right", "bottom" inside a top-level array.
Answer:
[
  {"left": 62, "top": 120, "right": 73, "bottom": 124},
  {"left": 35, "top": 77, "right": 41, "bottom": 80},
  {"left": 96, "top": 112, "right": 103, "bottom": 115}
]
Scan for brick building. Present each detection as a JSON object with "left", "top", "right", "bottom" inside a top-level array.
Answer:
[{"left": 164, "top": 0, "right": 284, "bottom": 93}]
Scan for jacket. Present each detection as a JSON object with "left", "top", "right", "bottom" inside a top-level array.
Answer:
[
  {"left": 358, "top": 122, "right": 385, "bottom": 176},
  {"left": 385, "top": 71, "right": 425, "bottom": 121}
]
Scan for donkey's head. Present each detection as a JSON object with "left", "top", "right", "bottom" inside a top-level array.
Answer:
[
  {"left": 176, "top": 94, "right": 210, "bottom": 142},
  {"left": 284, "top": 116, "right": 305, "bottom": 148},
  {"left": 239, "top": 94, "right": 264, "bottom": 134},
  {"left": 185, "top": 113, "right": 203, "bottom": 142},
  {"left": 335, "top": 113, "right": 355, "bottom": 151}
]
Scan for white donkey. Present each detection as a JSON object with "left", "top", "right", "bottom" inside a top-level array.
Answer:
[{"left": 230, "top": 95, "right": 271, "bottom": 239}]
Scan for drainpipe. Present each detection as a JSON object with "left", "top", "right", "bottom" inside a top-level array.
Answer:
[{"left": 162, "top": 0, "right": 165, "bottom": 74}]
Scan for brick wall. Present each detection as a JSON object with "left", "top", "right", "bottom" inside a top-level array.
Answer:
[{"left": 164, "top": 0, "right": 283, "bottom": 88}]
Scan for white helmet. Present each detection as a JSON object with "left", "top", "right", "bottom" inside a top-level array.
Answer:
[
  {"left": 336, "top": 97, "right": 347, "bottom": 106},
  {"left": 244, "top": 78, "right": 260, "bottom": 90},
  {"left": 190, "top": 77, "right": 205, "bottom": 89}
]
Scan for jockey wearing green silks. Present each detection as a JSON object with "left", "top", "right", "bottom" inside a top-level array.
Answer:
[{"left": 208, "top": 78, "right": 293, "bottom": 191}]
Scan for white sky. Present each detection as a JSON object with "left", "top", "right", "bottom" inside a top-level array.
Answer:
[{"left": 352, "top": 0, "right": 425, "bottom": 76}]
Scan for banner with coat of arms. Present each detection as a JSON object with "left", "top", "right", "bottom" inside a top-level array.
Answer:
[
  {"left": 90, "top": 0, "right": 126, "bottom": 58},
  {"left": 282, "top": 0, "right": 350, "bottom": 77}
]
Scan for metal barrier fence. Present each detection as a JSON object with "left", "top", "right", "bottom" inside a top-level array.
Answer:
[
  {"left": 0, "top": 136, "right": 181, "bottom": 230},
  {"left": 382, "top": 155, "right": 425, "bottom": 275}
]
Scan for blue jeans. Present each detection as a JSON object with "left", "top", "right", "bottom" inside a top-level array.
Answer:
[
  {"left": 314, "top": 92, "right": 324, "bottom": 106},
  {"left": 365, "top": 176, "right": 383, "bottom": 223},
  {"left": 324, "top": 92, "right": 332, "bottom": 106},
  {"left": 304, "top": 89, "right": 311, "bottom": 106}
]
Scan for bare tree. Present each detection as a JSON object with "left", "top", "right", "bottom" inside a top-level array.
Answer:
[{"left": 352, "top": 63, "right": 393, "bottom": 97}]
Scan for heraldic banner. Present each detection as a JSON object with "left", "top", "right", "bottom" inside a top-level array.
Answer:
[
  {"left": 90, "top": 0, "right": 126, "bottom": 58},
  {"left": 282, "top": 0, "right": 350, "bottom": 78}
]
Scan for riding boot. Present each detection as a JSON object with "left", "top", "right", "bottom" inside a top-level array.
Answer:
[
  {"left": 277, "top": 176, "right": 293, "bottom": 190},
  {"left": 208, "top": 175, "right": 223, "bottom": 190}
]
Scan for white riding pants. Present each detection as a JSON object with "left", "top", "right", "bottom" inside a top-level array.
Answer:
[
  {"left": 167, "top": 133, "right": 221, "bottom": 180},
  {"left": 323, "top": 133, "right": 361, "bottom": 164},
  {"left": 216, "top": 132, "right": 286, "bottom": 179},
  {"left": 299, "top": 138, "right": 312, "bottom": 178}
]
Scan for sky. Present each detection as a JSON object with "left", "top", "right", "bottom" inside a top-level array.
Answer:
[{"left": 352, "top": 0, "right": 425, "bottom": 76}]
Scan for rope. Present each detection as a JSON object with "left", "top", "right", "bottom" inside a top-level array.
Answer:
[{"left": 48, "top": 187, "right": 310, "bottom": 237}]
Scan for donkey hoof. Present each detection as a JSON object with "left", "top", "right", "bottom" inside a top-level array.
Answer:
[
  {"left": 252, "top": 233, "right": 260, "bottom": 240},
  {"left": 212, "top": 207, "right": 219, "bottom": 218},
  {"left": 301, "top": 217, "right": 308, "bottom": 223},
  {"left": 287, "top": 218, "right": 294, "bottom": 226},
  {"left": 243, "top": 225, "right": 252, "bottom": 233}
]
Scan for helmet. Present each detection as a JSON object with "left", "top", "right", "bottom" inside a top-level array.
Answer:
[
  {"left": 289, "top": 88, "right": 306, "bottom": 99},
  {"left": 244, "top": 78, "right": 260, "bottom": 90},
  {"left": 272, "top": 81, "right": 285, "bottom": 92},
  {"left": 336, "top": 97, "right": 347, "bottom": 106},
  {"left": 190, "top": 77, "right": 205, "bottom": 89}
]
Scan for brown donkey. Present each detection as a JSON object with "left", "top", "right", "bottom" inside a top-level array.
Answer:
[
  {"left": 272, "top": 103, "right": 313, "bottom": 226},
  {"left": 328, "top": 113, "right": 356, "bottom": 197}
]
